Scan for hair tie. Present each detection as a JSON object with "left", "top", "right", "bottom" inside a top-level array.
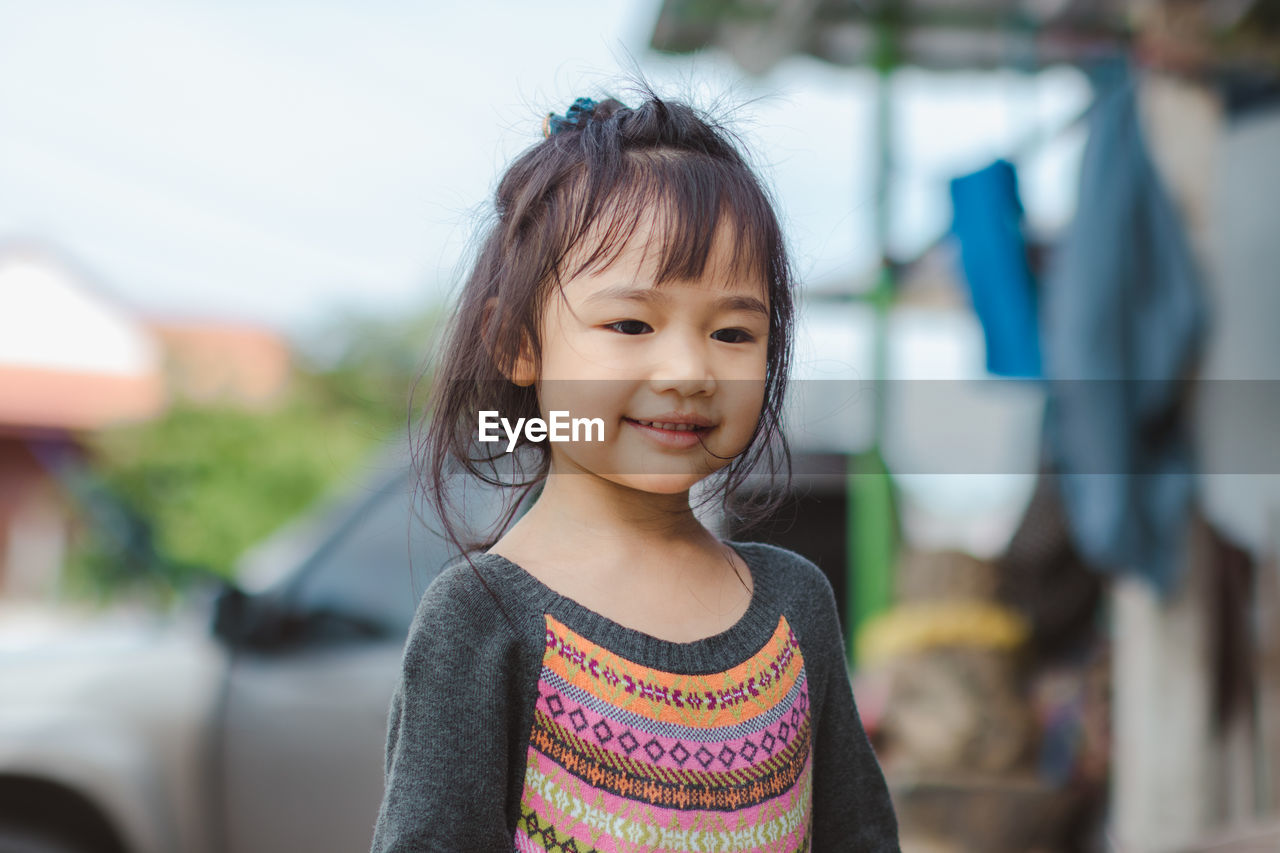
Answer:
[{"left": 542, "top": 97, "right": 598, "bottom": 138}]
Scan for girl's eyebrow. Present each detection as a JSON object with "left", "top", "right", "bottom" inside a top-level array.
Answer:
[{"left": 584, "top": 284, "right": 769, "bottom": 318}]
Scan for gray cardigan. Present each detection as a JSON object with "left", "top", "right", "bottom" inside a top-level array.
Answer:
[{"left": 371, "top": 539, "right": 900, "bottom": 851}]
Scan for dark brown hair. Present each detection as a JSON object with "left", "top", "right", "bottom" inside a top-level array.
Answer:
[{"left": 410, "top": 85, "right": 796, "bottom": 604}]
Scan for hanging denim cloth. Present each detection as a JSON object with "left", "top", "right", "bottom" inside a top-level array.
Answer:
[
  {"left": 1042, "top": 60, "right": 1207, "bottom": 596},
  {"left": 949, "top": 159, "right": 1043, "bottom": 378}
]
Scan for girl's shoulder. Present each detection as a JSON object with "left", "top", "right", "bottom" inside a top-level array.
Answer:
[
  {"left": 728, "top": 539, "right": 838, "bottom": 602},
  {"left": 406, "top": 555, "right": 532, "bottom": 650},
  {"left": 728, "top": 539, "right": 846, "bottom": 658}
]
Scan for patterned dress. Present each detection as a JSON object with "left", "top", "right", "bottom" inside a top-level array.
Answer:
[
  {"left": 517, "top": 614, "right": 811, "bottom": 852},
  {"left": 371, "top": 541, "right": 900, "bottom": 853}
]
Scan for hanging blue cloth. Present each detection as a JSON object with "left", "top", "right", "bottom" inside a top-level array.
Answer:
[
  {"left": 949, "top": 159, "right": 1043, "bottom": 378},
  {"left": 1042, "top": 61, "right": 1207, "bottom": 596}
]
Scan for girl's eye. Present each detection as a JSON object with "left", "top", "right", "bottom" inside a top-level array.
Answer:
[
  {"left": 712, "top": 328, "right": 756, "bottom": 344},
  {"left": 605, "top": 320, "right": 652, "bottom": 335}
]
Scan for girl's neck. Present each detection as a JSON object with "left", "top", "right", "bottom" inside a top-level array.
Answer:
[
  {"left": 529, "top": 471, "right": 711, "bottom": 548},
  {"left": 492, "top": 469, "right": 728, "bottom": 581},
  {"left": 489, "top": 472, "right": 753, "bottom": 643}
]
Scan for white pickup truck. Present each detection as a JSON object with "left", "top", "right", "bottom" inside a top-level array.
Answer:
[{"left": 0, "top": 455, "right": 498, "bottom": 853}]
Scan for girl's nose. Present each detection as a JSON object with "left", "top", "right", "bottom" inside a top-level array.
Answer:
[{"left": 647, "top": 331, "right": 717, "bottom": 397}]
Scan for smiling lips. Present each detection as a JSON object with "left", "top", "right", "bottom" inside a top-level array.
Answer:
[{"left": 624, "top": 415, "right": 713, "bottom": 448}]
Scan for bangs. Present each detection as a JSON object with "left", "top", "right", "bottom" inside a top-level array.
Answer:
[{"left": 555, "top": 150, "right": 780, "bottom": 293}]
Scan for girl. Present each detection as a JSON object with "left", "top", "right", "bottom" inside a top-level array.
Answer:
[{"left": 372, "top": 90, "right": 899, "bottom": 852}]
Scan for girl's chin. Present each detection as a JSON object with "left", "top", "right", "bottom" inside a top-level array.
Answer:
[
  {"left": 614, "top": 473, "right": 704, "bottom": 496},
  {"left": 546, "top": 448, "right": 727, "bottom": 495}
]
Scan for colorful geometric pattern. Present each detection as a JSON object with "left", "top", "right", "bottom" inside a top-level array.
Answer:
[{"left": 514, "top": 614, "right": 812, "bottom": 852}]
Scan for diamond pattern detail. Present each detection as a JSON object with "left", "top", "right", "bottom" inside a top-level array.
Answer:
[
  {"left": 717, "top": 745, "right": 737, "bottom": 768},
  {"left": 592, "top": 720, "right": 613, "bottom": 745},
  {"left": 617, "top": 730, "right": 639, "bottom": 755},
  {"left": 568, "top": 708, "right": 588, "bottom": 733},
  {"left": 669, "top": 742, "right": 691, "bottom": 766},
  {"left": 545, "top": 693, "right": 565, "bottom": 717},
  {"left": 695, "top": 746, "right": 714, "bottom": 769},
  {"left": 643, "top": 739, "right": 665, "bottom": 762}
]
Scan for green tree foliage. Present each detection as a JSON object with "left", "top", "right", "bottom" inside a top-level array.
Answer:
[{"left": 65, "top": 305, "right": 442, "bottom": 603}]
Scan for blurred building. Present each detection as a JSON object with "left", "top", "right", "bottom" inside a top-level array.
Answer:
[
  {"left": 0, "top": 244, "right": 164, "bottom": 601},
  {"left": 0, "top": 242, "right": 291, "bottom": 602},
  {"left": 151, "top": 320, "right": 291, "bottom": 411}
]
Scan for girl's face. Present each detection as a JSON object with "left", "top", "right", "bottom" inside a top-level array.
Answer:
[{"left": 516, "top": 214, "right": 770, "bottom": 496}]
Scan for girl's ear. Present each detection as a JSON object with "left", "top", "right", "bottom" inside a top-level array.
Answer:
[
  {"left": 483, "top": 297, "right": 537, "bottom": 387},
  {"left": 509, "top": 340, "right": 537, "bottom": 387}
]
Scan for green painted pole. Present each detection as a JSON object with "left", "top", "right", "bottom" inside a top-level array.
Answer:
[{"left": 846, "top": 6, "right": 901, "bottom": 664}]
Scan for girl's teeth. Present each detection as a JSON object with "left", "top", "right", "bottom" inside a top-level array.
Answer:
[{"left": 637, "top": 420, "right": 699, "bottom": 431}]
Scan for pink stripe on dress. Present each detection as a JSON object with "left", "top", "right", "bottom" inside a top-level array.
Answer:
[
  {"left": 520, "top": 750, "right": 812, "bottom": 853},
  {"left": 534, "top": 680, "right": 810, "bottom": 773}
]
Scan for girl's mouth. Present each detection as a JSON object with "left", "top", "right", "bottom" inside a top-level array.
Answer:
[{"left": 624, "top": 417, "right": 712, "bottom": 448}]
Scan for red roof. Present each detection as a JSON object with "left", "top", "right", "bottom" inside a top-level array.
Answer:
[{"left": 0, "top": 365, "right": 165, "bottom": 431}]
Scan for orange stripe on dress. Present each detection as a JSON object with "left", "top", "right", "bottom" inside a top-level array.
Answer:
[{"left": 541, "top": 614, "right": 804, "bottom": 728}]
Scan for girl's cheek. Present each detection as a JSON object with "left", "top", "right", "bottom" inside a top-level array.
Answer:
[{"left": 594, "top": 340, "right": 656, "bottom": 373}]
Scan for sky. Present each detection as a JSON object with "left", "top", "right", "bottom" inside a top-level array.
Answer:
[{"left": 0, "top": 0, "right": 1091, "bottom": 337}]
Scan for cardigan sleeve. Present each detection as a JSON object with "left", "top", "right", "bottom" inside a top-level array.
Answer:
[
  {"left": 803, "top": 562, "right": 901, "bottom": 851},
  {"left": 370, "top": 563, "right": 528, "bottom": 852}
]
